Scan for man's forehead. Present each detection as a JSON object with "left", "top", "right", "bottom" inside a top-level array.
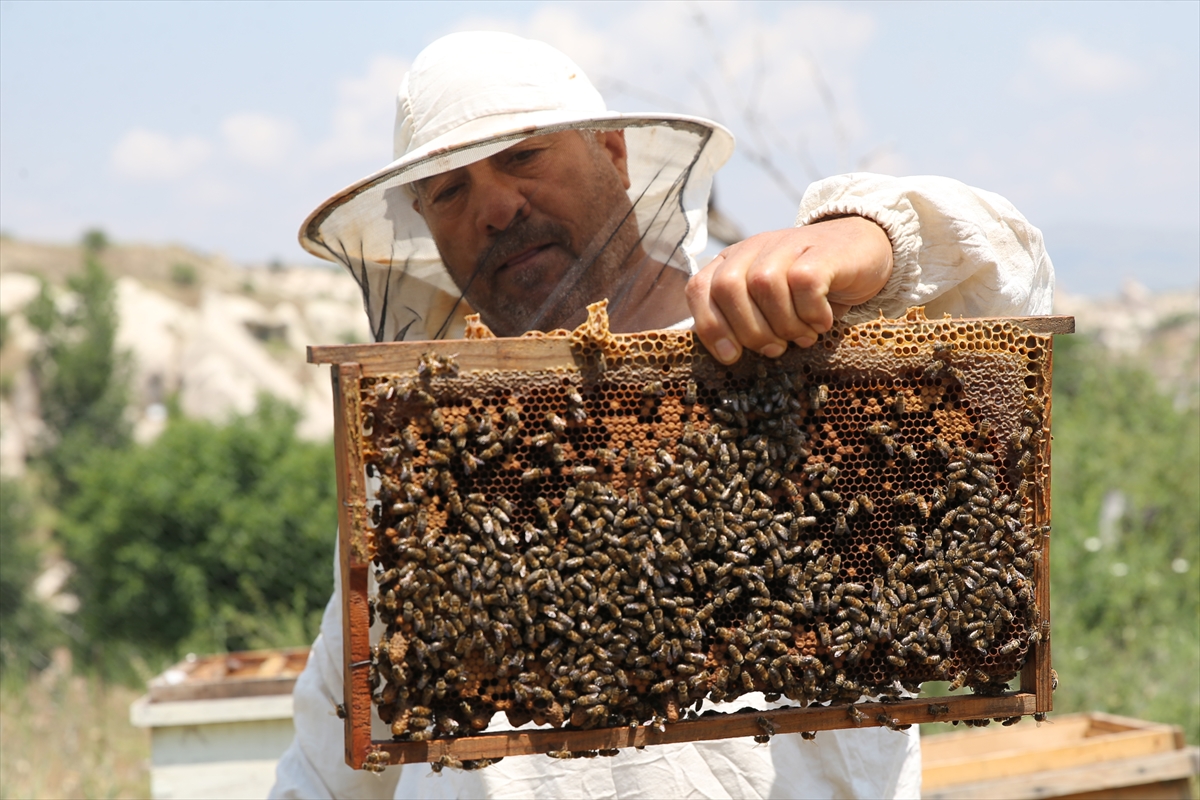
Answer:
[{"left": 412, "top": 130, "right": 597, "bottom": 194}]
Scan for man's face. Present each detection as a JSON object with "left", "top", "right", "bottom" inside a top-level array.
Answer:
[{"left": 412, "top": 130, "right": 640, "bottom": 337}]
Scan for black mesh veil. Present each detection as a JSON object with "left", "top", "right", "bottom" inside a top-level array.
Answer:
[{"left": 300, "top": 119, "right": 730, "bottom": 342}]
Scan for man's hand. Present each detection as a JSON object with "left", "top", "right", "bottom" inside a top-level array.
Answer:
[{"left": 686, "top": 216, "right": 894, "bottom": 364}]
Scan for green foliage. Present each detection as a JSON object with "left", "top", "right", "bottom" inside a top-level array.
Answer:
[
  {"left": 26, "top": 258, "right": 131, "bottom": 498},
  {"left": 170, "top": 262, "right": 198, "bottom": 287},
  {"left": 1049, "top": 335, "right": 1200, "bottom": 743},
  {"left": 80, "top": 228, "right": 108, "bottom": 254},
  {"left": 0, "top": 479, "right": 61, "bottom": 673},
  {"left": 59, "top": 397, "right": 336, "bottom": 663}
]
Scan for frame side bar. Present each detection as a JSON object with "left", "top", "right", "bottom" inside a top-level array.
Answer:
[{"left": 332, "top": 363, "right": 374, "bottom": 768}]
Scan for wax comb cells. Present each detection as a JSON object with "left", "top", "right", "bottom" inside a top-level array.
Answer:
[{"left": 359, "top": 306, "right": 1052, "bottom": 742}]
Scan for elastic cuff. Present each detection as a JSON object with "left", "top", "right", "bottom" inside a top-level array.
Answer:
[{"left": 796, "top": 198, "right": 922, "bottom": 324}]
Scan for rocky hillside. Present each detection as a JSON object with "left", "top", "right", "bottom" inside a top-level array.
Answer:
[
  {"left": 1, "top": 236, "right": 1196, "bottom": 476},
  {"left": 0, "top": 237, "right": 370, "bottom": 475}
]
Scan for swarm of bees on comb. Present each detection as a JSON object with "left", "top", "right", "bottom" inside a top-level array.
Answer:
[{"left": 357, "top": 304, "right": 1051, "bottom": 763}]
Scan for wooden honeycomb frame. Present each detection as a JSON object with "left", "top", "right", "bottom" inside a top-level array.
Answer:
[{"left": 309, "top": 306, "right": 1073, "bottom": 771}]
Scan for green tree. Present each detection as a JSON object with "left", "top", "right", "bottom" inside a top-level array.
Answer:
[
  {"left": 26, "top": 257, "right": 130, "bottom": 499},
  {"left": 60, "top": 398, "right": 337, "bottom": 663},
  {"left": 80, "top": 228, "right": 109, "bottom": 255},
  {"left": 0, "top": 478, "right": 60, "bottom": 673}
]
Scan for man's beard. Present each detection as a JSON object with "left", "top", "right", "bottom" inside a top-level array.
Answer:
[{"left": 463, "top": 208, "right": 642, "bottom": 337}]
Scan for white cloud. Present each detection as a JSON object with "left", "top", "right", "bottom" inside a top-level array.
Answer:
[
  {"left": 313, "top": 55, "right": 409, "bottom": 167},
  {"left": 1027, "top": 34, "right": 1144, "bottom": 93},
  {"left": 110, "top": 128, "right": 211, "bottom": 181},
  {"left": 221, "top": 113, "right": 297, "bottom": 168}
]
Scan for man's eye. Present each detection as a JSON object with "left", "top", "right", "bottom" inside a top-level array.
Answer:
[
  {"left": 433, "top": 184, "right": 462, "bottom": 203},
  {"left": 509, "top": 148, "right": 543, "bottom": 165}
]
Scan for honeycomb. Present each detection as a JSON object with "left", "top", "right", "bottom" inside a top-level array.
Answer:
[{"left": 358, "top": 303, "right": 1051, "bottom": 745}]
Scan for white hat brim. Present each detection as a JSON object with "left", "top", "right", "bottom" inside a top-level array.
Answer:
[{"left": 298, "top": 112, "right": 733, "bottom": 264}]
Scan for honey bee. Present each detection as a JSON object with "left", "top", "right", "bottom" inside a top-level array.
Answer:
[
  {"left": 915, "top": 496, "right": 930, "bottom": 518},
  {"left": 847, "top": 705, "right": 866, "bottom": 726},
  {"left": 808, "top": 493, "right": 825, "bottom": 514},
  {"left": 875, "top": 713, "right": 902, "bottom": 731},
  {"left": 642, "top": 381, "right": 665, "bottom": 398},
  {"left": 684, "top": 380, "right": 698, "bottom": 405},
  {"left": 431, "top": 754, "right": 463, "bottom": 772},
  {"left": 801, "top": 731, "right": 817, "bottom": 741},
  {"left": 362, "top": 748, "right": 390, "bottom": 774},
  {"left": 546, "top": 412, "right": 567, "bottom": 433},
  {"left": 810, "top": 384, "right": 829, "bottom": 410},
  {"left": 927, "top": 704, "right": 949, "bottom": 717},
  {"left": 521, "top": 468, "right": 547, "bottom": 484}
]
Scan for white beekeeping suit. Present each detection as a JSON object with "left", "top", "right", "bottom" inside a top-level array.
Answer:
[{"left": 271, "top": 31, "right": 1053, "bottom": 800}]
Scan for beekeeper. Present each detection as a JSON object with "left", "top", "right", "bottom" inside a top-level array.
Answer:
[{"left": 272, "top": 31, "right": 1053, "bottom": 800}]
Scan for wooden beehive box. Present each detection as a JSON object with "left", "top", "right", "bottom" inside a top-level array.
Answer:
[
  {"left": 130, "top": 648, "right": 309, "bottom": 799},
  {"left": 308, "top": 304, "right": 1073, "bottom": 771},
  {"left": 922, "top": 712, "right": 1199, "bottom": 799}
]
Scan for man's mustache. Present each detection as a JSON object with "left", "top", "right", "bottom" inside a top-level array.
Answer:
[{"left": 476, "top": 216, "right": 574, "bottom": 276}]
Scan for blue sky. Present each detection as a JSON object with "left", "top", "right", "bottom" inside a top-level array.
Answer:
[{"left": 1, "top": 0, "right": 1196, "bottom": 294}]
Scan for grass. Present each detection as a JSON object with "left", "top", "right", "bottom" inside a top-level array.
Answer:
[{"left": 0, "top": 669, "right": 149, "bottom": 799}]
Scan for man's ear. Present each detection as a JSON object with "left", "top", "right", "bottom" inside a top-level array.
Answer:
[{"left": 597, "top": 130, "right": 631, "bottom": 191}]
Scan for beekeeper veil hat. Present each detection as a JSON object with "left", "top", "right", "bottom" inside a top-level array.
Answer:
[{"left": 299, "top": 31, "right": 734, "bottom": 342}]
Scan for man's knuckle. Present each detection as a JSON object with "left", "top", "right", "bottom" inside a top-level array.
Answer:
[
  {"left": 745, "top": 269, "right": 776, "bottom": 297},
  {"left": 709, "top": 270, "right": 742, "bottom": 298},
  {"left": 788, "top": 265, "right": 823, "bottom": 294}
]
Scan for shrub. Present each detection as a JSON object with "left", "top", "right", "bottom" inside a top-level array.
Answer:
[
  {"left": 59, "top": 397, "right": 337, "bottom": 663},
  {"left": 0, "top": 478, "right": 61, "bottom": 673},
  {"left": 170, "top": 262, "right": 198, "bottom": 287},
  {"left": 1049, "top": 335, "right": 1200, "bottom": 743}
]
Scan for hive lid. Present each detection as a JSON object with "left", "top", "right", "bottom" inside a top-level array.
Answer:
[{"left": 147, "top": 646, "right": 310, "bottom": 702}]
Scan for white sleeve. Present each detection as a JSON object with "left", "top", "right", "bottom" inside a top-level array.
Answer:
[
  {"left": 795, "top": 173, "right": 1055, "bottom": 322},
  {"left": 270, "top": 542, "right": 401, "bottom": 800}
]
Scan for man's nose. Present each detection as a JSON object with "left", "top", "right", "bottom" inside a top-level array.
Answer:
[{"left": 471, "top": 166, "right": 529, "bottom": 236}]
